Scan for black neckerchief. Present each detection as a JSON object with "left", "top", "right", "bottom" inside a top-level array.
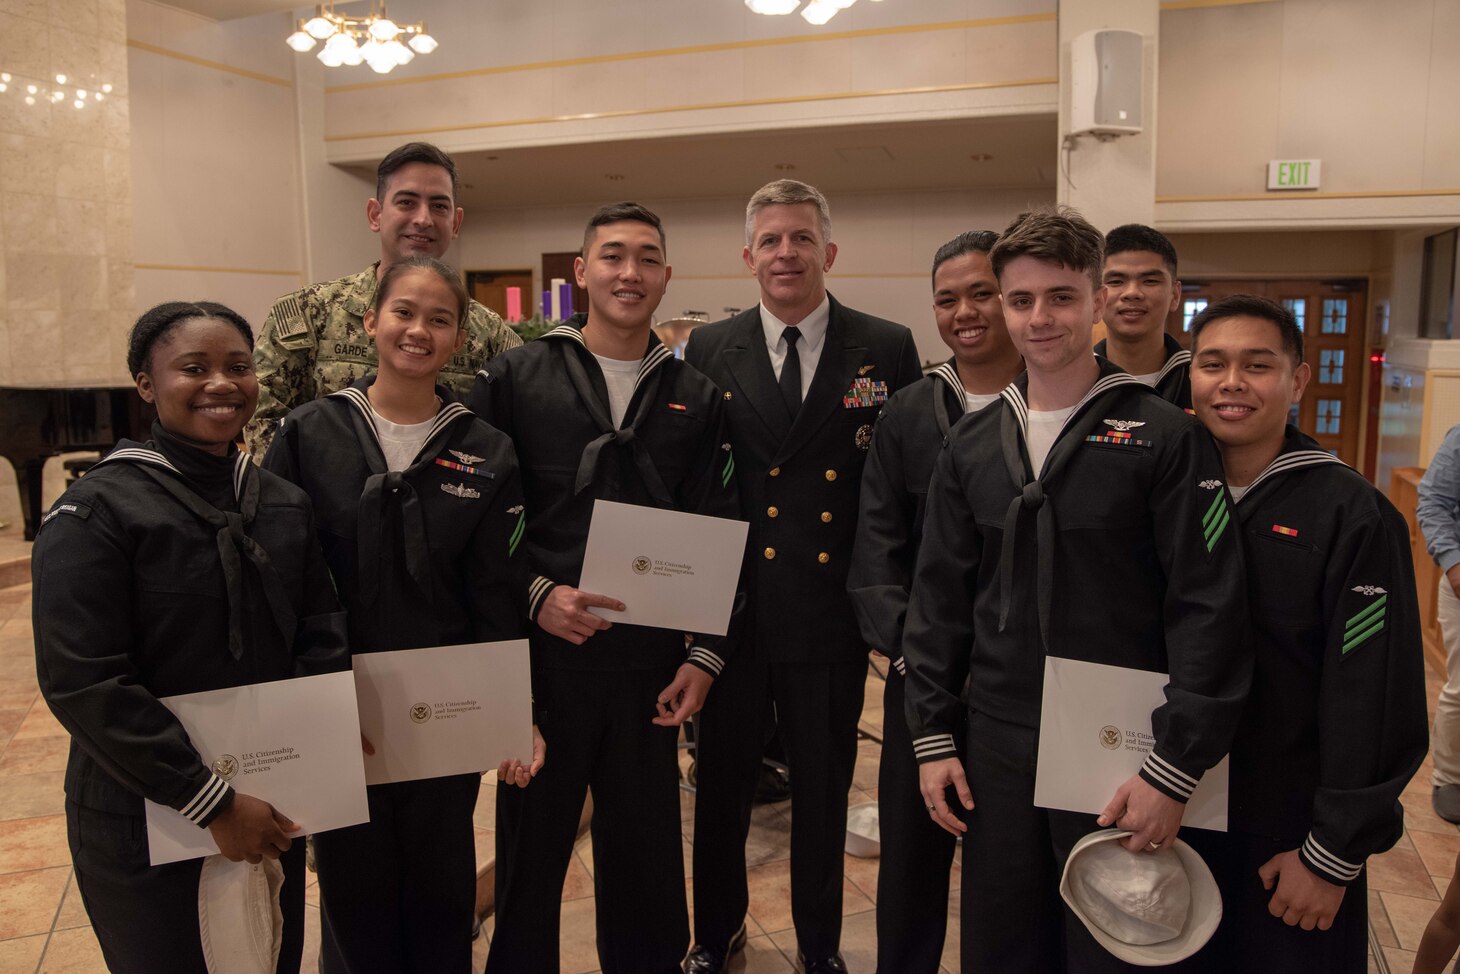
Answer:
[
  {"left": 97, "top": 432, "right": 295, "bottom": 660},
  {"left": 994, "top": 362, "right": 1154, "bottom": 653},
  {"left": 541, "top": 314, "right": 677, "bottom": 508},
  {"left": 328, "top": 377, "right": 475, "bottom": 608}
]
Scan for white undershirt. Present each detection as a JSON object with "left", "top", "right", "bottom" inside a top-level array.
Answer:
[
  {"left": 761, "top": 297, "right": 831, "bottom": 402},
  {"left": 372, "top": 410, "right": 436, "bottom": 472},
  {"left": 1026, "top": 405, "right": 1077, "bottom": 475},
  {"left": 964, "top": 391, "right": 1001, "bottom": 414},
  {"left": 593, "top": 353, "right": 641, "bottom": 427},
  {"left": 1130, "top": 370, "right": 1162, "bottom": 387},
  {"left": 1228, "top": 484, "right": 1249, "bottom": 503}
]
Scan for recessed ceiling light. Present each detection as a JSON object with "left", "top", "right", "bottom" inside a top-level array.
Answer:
[
  {"left": 484, "top": 155, "right": 499, "bottom": 161},
  {"left": 969, "top": 153, "right": 994, "bottom": 162},
  {"left": 774, "top": 163, "right": 796, "bottom": 171},
  {"left": 605, "top": 173, "right": 625, "bottom": 181}
]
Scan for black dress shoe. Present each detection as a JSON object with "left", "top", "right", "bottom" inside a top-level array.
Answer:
[
  {"left": 683, "top": 924, "right": 748, "bottom": 973},
  {"left": 796, "top": 951, "right": 848, "bottom": 974}
]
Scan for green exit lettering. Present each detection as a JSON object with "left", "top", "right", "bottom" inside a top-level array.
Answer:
[
  {"left": 1268, "top": 159, "right": 1321, "bottom": 191},
  {"left": 1281, "top": 162, "right": 1310, "bottom": 186}
]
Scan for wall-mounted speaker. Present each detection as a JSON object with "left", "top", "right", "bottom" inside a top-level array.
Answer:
[{"left": 1070, "top": 28, "right": 1144, "bottom": 138}]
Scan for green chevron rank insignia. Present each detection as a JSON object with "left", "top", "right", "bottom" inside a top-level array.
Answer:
[
  {"left": 721, "top": 443, "right": 735, "bottom": 488},
  {"left": 1199, "top": 480, "right": 1230, "bottom": 552},
  {"left": 508, "top": 508, "right": 526, "bottom": 557},
  {"left": 1342, "top": 586, "right": 1388, "bottom": 655}
]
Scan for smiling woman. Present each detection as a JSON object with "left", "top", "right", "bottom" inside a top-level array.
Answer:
[
  {"left": 128, "top": 303, "right": 261, "bottom": 455},
  {"left": 30, "top": 300, "right": 351, "bottom": 974}
]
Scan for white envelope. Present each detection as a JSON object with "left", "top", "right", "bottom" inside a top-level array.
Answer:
[
  {"left": 145, "top": 670, "right": 369, "bottom": 865},
  {"left": 1033, "top": 656, "right": 1229, "bottom": 832},
  {"left": 351, "top": 640, "right": 533, "bottom": 786},
  {"left": 578, "top": 499, "right": 748, "bottom": 635}
]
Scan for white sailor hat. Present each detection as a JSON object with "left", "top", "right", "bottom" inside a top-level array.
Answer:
[
  {"left": 1059, "top": 829, "right": 1221, "bottom": 967},
  {"left": 197, "top": 854, "right": 286, "bottom": 974}
]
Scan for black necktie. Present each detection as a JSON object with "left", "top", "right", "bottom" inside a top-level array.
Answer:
[{"left": 780, "top": 326, "right": 803, "bottom": 419}]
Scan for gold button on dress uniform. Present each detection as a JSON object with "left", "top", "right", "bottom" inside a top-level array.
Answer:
[
  {"left": 768, "top": 506, "right": 779, "bottom": 518},
  {"left": 825, "top": 469, "right": 837, "bottom": 482},
  {"left": 769, "top": 467, "right": 781, "bottom": 477},
  {"left": 820, "top": 512, "right": 832, "bottom": 523},
  {"left": 818, "top": 552, "right": 830, "bottom": 564},
  {"left": 764, "top": 547, "right": 776, "bottom": 560}
]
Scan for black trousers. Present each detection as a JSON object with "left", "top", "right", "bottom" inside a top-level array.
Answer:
[
  {"left": 875, "top": 667, "right": 957, "bottom": 974},
  {"left": 487, "top": 666, "right": 686, "bottom": 974},
  {"left": 958, "top": 711, "right": 1220, "bottom": 974},
  {"left": 692, "top": 652, "right": 866, "bottom": 959},
  {"left": 314, "top": 773, "right": 480, "bottom": 974},
  {"left": 1195, "top": 830, "right": 1369, "bottom": 974},
  {"left": 66, "top": 800, "right": 306, "bottom": 974}
]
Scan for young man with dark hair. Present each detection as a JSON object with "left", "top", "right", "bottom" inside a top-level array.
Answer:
[
  {"left": 1095, "top": 223, "right": 1190, "bottom": 408},
  {"left": 903, "top": 206, "right": 1250, "bottom": 971},
  {"left": 473, "top": 202, "right": 740, "bottom": 974},
  {"left": 1188, "top": 294, "right": 1426, "bottom": 973},
  {"left": 245, "top": 141, "right": 520, "bottom": 457},
  {"left": 848, "top": 229, "right": 1021, "bottom": 973},
  {"left": 684, "top": 180, "right": 920, "bottom": 974}
]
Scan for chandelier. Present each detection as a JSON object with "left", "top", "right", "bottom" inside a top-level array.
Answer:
[
  {"left": 745, "top": 0, "right": 882, "bottom": 26},
  {"left": 285, "top": 2, "right": 438, "bottom": 75},
  {"left": 0, "top": 71, "right": 113, "bottom": 109}
]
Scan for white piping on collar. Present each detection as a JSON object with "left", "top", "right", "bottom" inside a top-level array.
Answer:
[
  {"left": 328, "top": 387, "right": 472, "bottom": 466},
  {"left": 1237, "top": 449, "right": 1347, "bottom": 503}
]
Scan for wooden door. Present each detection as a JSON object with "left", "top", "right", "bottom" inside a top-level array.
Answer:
[
  {"left": 465, "top": 269, "right": 533, "bottom": 320},
  {"left": 1171, "top": 279, "right": 1368, "bottom": 467}
]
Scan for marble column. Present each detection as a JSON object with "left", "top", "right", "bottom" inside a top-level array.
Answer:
[{"left": 0, "top": 0, "right": 134, "bottom": 389}]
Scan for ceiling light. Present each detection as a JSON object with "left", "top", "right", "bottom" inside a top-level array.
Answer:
[
  {"left": 287, "top": 2, "right": 435, "bottom": 73},
  {"left": 774, "top": 163, "right": 797, "bottom": 171},
  {"left": 969, "top": 153, "right": 994, "bottom": 162},
  {"left": 800, "top": 1, "right": 838, "bottom": 25}
]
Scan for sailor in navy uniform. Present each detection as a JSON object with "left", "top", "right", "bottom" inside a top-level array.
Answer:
[
  {"left": 264, "top": 258, "right": 530, "bottom": 974},
  {"left": 33, "top": 302, "right": 348, "bottom": 974},
  {"left": 1187, "top": 295, "right": 1427, "bottom": 974},
  {"left": 847, "top": 230, "right": 1022, "bottom": 973},
  {"left": 475, "top": 204, "right": 740, "bottom": 974},
  {"left": 903, "top": 210, "right": 1250, "bottom": 972}
]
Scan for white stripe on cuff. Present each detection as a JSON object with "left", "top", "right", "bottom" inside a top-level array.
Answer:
[
  {"left": 912, "top": 733, "right": 958, "bottom": 759},
  {"left": 687, "top": 647, "right": 724, "bottom": 676},
  {"left": 1140, "top": 754, "right": 1198, "bottom": 799},
  {"left": 1302, "top": 835, "right": 1363, "bottom": 882},
  {"left": 528, "top": 576, "right": 555, "bottom": 618},
  {"left": 893, "top": 656, "right": 906, "bottom": 676},
  {"left": 179, "top": 773, "right": 230, "bottom": 826}
]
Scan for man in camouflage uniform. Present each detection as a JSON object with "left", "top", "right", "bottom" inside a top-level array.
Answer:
[{"left": 244, "top": 141, "right": 520, "bottom": 458}]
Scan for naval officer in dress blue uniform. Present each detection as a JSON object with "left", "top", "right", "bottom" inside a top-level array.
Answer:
[{"left": 683, "top": 180, "right": 921, "bottom": 974}]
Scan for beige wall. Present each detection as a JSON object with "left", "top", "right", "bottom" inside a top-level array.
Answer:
[
  {"left": 126, "top": 0, "right": 307, "bottom": 333},
  {"left": 460, "top": 186, "right": 1053, "bottom": 365},
  {"left": 1155, "top": 0, "right": 1460, "bottom": 229},
  {"left": 320, "top": 0, "right": 1058, "bottom": 165},
  {"left": 0, "top": 0, "right": 133, "bottom": 388}
]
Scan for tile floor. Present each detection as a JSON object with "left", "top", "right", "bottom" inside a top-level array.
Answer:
[{"left": 0, "top": 564, "right": 1442, "bottom": 973}]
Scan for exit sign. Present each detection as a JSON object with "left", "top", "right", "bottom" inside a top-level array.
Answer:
[{"left": 1268, "top": 159, "right": 1322, "bottom": 190}]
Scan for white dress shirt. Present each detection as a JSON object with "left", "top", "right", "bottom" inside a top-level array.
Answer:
[{"left": 760, "top": 297, "right": 831, "bottom": 403}]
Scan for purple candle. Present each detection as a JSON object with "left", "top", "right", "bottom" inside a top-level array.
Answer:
[
  {"left": 542, "top": 289, "right": 552, "bottom": 320},
  {"left": 558, "top": 283, "right": 574, "bottom": 319}
]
